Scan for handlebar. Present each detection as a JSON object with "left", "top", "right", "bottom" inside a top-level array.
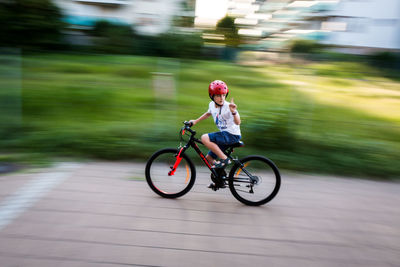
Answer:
[
  {"left": 184, "top": 121, "right": 193, "bottom": 127},
  {"left": 183, "top": 121, "right": 196, "bottom": 135}
]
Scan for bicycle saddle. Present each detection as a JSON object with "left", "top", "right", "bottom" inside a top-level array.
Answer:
[{"left": 229, "top": 141, "right": 244, "bottom": 148}]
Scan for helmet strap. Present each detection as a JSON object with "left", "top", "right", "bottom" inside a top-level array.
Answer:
[{"left": 211, "top": 95, "right": 223, "bottom": 107}]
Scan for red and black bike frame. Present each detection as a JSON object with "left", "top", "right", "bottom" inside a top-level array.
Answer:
[{"left": 168, "top": 125, "right": 219, "bottom": 177}]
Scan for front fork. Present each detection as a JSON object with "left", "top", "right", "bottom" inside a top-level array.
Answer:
[{"left": 168, "top": 147, "right": 186, "bottom": 176}]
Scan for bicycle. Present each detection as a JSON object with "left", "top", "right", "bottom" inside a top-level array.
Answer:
[{"left": 145, "top": 121, "right": 281, "bottom": 206}]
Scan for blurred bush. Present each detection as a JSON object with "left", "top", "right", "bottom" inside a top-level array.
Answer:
[
  {"left": 244, "top": 112, "right": 296, "bottom": 151},
  {"left": 89, "top": 21, "right": 204, "bottom": 59},
  {"left": 289, "top": 39, "right": 326, "bottom": 54},
  {"left": 91, "top": 20, "right": 138, "bottom": 54},
  {"left": 369, "top": 52, "right": 400, "bottom": 69},
  {"left": 0, "top": 0, "right": 65, "bottom": 49},
  {"left": 145, "top": 32, "right": 204, "bottom": 59}
]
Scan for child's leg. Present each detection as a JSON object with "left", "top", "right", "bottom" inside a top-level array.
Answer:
[
  {"left": 205, "top": 154, "right": 215, "bottom": 165},
  {"left": 201, "top": 134, "right": 227, "bottom": 160}
]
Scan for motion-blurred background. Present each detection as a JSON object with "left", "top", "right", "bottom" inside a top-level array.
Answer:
[{"left": 0, "top": 0, "right": 399, "bottom": 178}]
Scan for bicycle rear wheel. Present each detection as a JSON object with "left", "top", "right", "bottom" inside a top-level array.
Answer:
[
  {"left": 228, "top": 155, "right": 281, "bottom": 206},
  {"left": 145, "top": 148, "right": 196, "bottom": 198}
]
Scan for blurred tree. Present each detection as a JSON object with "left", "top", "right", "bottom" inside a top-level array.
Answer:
[
  {"left": 289, "top": 39, "right": 324, "bottom": 54},
  {"left": 91, "top": 20, "right": 137, "bottom": 54},
  {"left": 216, "top": 16, "right": 241, "bottom": 48},
  {"left": 215, "top": 16, "right": 242, "bottom": 61},
  {"left": 0, "top": 0, "right": 65, "bottom": 49},
  {"left": 370, "top": 52, "right": 400, "bottom": 69},
  {"left": 91, "top": 20, "right": 203, "bottom": 58},
  {"left": 150, "top": 32, "right": 203, "bottom": 59}
]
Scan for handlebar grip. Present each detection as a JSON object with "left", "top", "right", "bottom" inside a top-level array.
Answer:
[{"left": 184, "top": 121, "right": 193, "bottom": 127}]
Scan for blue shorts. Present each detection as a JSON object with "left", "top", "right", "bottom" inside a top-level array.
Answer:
[{"left": 207, "top": 131, "right": 241, "bottom": 159}]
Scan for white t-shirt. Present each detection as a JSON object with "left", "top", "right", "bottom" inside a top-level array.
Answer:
[{"left": 207, "top": 101, "right": 241, "bottom": 136}]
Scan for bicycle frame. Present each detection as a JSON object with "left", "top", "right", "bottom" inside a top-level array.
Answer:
[
  {"left": 168, "top": 123, "right": 243, "bottom": 180},
  {"left": 168, "top": 129, "right": 217, "bottom": 177}
]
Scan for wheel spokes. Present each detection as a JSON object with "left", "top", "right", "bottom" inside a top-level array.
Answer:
[{"left": 229, "top": 158, "right": 279, "bottom": 205}]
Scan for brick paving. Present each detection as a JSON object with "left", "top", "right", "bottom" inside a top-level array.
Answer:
[{"left": 0, "top": 161, "right": 399, "bottom": 267}]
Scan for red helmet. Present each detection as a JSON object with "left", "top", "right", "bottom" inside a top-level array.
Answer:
[{"left": 208, "top": 80, "right": 229, "bottom": 100}]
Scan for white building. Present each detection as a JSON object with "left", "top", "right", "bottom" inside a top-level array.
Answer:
[
  {"left": 244, "top": 0, "right": 400, "bottom": 53},
  {"left": 323, "top": 0, "right": 400, "bottom": 52},
  {"left": 55, "top": 0, "right": 182, "bottom": 35}
]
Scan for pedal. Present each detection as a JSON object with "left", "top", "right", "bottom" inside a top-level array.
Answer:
[
  {"left": 208, "top": 183, "right": 219, "bottom": 191},
  {"left": 218, "top": 180, "right": 227, "bottom": 188}
]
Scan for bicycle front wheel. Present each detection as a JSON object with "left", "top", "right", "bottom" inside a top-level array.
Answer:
[
  {"left": 145, "top": 148, "right": 196, "bottom": 198},
  {"left": 228, "top": 155, "right": 281, "bottom": 206}
]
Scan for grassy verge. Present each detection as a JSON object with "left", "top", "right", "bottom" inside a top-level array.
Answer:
[{"left": 0, "top": 53, "right": 399, "bottom": 178}]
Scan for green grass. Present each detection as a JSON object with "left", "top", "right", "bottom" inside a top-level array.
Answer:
[{"left": 1, "top": 53, "right": 399, "bottom": 178}]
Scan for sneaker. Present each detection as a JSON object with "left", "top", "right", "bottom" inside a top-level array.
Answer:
[
  {"left": 212, "top": 158, "right": 231, "bottom": 169},
  {"left": 208, "top": 183, "right": 218, "bottom": 191},
  {"left": 208, "top": 182, "right": 226, "bottom": 191}
]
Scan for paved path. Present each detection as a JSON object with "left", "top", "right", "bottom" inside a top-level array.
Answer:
[{"left": 0, "top": 161, "right": 399, "bottom": 267}]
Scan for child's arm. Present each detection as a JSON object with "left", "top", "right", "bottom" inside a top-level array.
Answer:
[
  {"left": 189, "top": 112, "right": 211, "bottom": 126},
  {"left": 229, "top": 98, "right": 241, "bottom": 125}
]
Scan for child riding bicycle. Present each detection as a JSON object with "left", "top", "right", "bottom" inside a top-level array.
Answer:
[
  {"left": 189, "top": 80, "right": 241, "bottom": 170},
  {"left": 146, "top": 82, "right": 280, "bottom": 204}
]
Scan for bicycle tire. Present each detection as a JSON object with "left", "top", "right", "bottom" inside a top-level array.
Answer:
[
  {"left": 145, "top": 148, "right": 196, "bottom": 198},
  {"left": 228, "top": 155, "right": 281, "bottom": 206}
]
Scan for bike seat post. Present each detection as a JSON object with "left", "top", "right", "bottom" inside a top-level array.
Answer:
[{"left": 225, "top": 147, "right": 235, "bottom": 159}]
